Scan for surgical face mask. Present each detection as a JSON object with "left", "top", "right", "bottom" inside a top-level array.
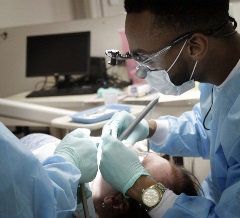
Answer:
[
  {"left": 145, "top": 40, "right": 198, "bottom": 95},
  {"left": 145, "top": 68, "right": 196, "bottom": 95}
]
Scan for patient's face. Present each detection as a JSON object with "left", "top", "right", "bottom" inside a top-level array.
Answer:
[{"left": 90, "top": 152, "right": 174, "bottom": 218}]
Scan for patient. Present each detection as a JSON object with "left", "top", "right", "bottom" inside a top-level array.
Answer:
[
  {"left": 90, "top": 150, "right": 202, "bottom": 218},
  {"left": 21, "top": 134, "right": 201, "bottom": 218}
]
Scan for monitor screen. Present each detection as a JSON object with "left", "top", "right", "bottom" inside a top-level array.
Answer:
[{"left": 26, "top": 31, "right": 91, "bottom": 78}]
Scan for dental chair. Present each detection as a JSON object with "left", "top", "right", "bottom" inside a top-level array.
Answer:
[{"left": 0, "top": 98, "right": 77, "bottom": 125}]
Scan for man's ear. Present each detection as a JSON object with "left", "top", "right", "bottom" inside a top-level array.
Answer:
[{"left": 187, "top": 33, "right": 208, "bottom": 61}]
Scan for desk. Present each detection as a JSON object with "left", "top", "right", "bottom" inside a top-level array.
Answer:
[
  {"left": 125, "top": 90, "right": 200, "bottom": 119},
  {"left": 6, "top": 89, "right": 200, "bottom": 110},
  {"left": 4, "top": 89, "right": 200, "bottom": 136},
  {"left": 6, "top": 91, "right": 99, "bottom": 109},
  {"left": 5, "top": 89, "right": 200, "bottom": 120}
]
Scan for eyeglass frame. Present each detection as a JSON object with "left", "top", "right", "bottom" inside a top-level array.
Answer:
[
  {"left": 132, "top": 33, "right": 192, "bottom": 79},
  {"left": 131, "top": 32, "right": 191, "bottom": 65}
]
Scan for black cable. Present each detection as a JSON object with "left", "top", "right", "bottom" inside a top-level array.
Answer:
[
  {"left": 41, "top": 77, "right": 48, "bottom": 90},
  {"left": 34, "top": 77, "right": 55, "bottom": 91},
  {"left": 203, "top": 87, "right": 214, "bottom": 130}
]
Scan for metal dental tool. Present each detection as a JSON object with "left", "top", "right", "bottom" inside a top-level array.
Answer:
[
  {"left": 80, "top": 183, "right": 90, "bottom": 218},
  {"left": 119, "top": 94, "right": 160, "bottom": 141}
]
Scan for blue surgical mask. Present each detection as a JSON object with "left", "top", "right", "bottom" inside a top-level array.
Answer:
[
  {"left": 145, "top": 40, "right": 198, "bottom": 95},
  {"left": 145, "top": 67, "right": 196, "bottom": 95}
]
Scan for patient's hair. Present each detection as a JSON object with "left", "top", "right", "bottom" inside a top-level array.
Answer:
[
  {"left": 161, "top": 158, "right": 201, "bottom": 196},
  {"left": 124, "top": 0, "right": 229, "bottom": 36},
  {"left": 109, "top": 156, "right": 202, "bottom": 218}
]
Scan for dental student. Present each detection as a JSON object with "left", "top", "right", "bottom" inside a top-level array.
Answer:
[{"left": 100, "top": 0, "right": 240, "bottom": 217}]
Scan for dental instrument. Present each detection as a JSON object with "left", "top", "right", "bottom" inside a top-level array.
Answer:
[
  {"left": 119, "top": 94, "right": 160, "bottom": 141},
  {"left": 80, "top": 183, "right": 90, "bottom": 218}
]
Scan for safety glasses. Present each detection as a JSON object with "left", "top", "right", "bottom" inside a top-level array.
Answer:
[{"left": 133, "top": 33, "right": 191, "bottom": 79}]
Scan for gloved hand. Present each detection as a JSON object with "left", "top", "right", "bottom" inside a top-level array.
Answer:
[
  {"left": 102, "top": 110, "right": 149, "bottom": 145},
  {"left": 54, "top": 128, "right": 98, "bottom": 183},
  {"left": 100, "top": 135, "right": 151, "bottom": 195}
]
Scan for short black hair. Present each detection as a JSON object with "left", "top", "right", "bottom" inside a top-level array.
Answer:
[{"left": 124, "top": 0, "right": 229, "bottom": 34}]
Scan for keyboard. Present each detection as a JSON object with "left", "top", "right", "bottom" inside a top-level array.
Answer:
[{"left": 26, "top": 85, "right": 99, "bottom": 98}]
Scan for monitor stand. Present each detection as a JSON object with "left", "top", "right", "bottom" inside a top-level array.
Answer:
[{"left": 55, "top": 75, "right": 73, "bottom": 89}]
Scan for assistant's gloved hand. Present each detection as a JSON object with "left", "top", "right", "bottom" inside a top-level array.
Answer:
[
  {"left": 102, "top": 110, "right": 149, "bottom": 145},
  {"left": 54, "top": 128, "right": 98, "bottom": 183},
  {"left": 100, "top": 135, "right": 151, "bottom": 195}
]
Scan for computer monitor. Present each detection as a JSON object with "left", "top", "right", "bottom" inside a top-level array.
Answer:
[
  {"left": 88, "top": 57, "right": 108, "bottom": 83},
  {"left": 26, "top": 31, "right": 91, "bottom": 88}
]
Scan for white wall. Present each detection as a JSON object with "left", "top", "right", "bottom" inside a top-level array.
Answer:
[
  {"left": 0, "top": 0, "right": 76, "bottom": 28},
  {"left": 0, "top": 0, "right": 125, "bottom": 29},
  {"left": 0, "top": 14, "right": 126, "bottom": 97},
  {"left": 101, "top": 0, "right": 125, "bottom": 17},
  {"left": 0, "top": 0, "right": 238, "bottom": 29},
  {"left": 231, "top": 1, "right": 240, "bottom": 27}
]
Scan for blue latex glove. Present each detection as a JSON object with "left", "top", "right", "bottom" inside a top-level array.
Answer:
[
  {"left": 102, "top": 110, "right": 149, "bottom": 145},
  {"left": 100, "top": 135, "right": 151, "bottom": 195},
  {"left": 54, "top": 128, "right": 98, "bottom": 183}
]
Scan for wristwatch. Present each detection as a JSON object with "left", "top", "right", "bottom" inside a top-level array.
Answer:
[{"left": 141, "top": 182, "right": 166, "bottom": 211}]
